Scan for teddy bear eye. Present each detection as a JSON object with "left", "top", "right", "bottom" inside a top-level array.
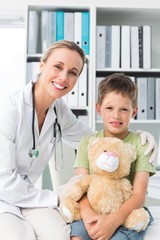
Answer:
[{"left": 104, "top": 150, "right": 107, "bottom": 152}]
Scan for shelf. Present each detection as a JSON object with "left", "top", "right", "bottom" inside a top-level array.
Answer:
[
  {"left": 26, "top": 1, "right": 160, "bottom": 132},
  {"left": 130, "top": 120, "right": 160, "bottom": 124},
  {"left": 96, "top": 120, "right": 160, "bottom": 124},
  {"left": 27, "top": 54, "right": 42, "bottom": 62},
  {"left": 71, "top": 106, "right": 89, "bottom": 111},
  {"left": 96, "top": 69, "right": 160, "bottom": 78},
  {"left": 148, "top": 171, "right": 160, "bottom": 200},
  {"left": 97, "top": 68, "right": 160, "bottom": 72},
  {"left": 27, "top": 4, "right": 90, "bottom": 12}
]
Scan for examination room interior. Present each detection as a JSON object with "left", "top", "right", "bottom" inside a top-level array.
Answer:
[{"left": 0, "top": 0, "right": 160, "bottom": 208}]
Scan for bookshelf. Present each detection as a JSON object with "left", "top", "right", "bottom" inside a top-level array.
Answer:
[
  {"left": 94, "top": 6, "right": 160, "bottom": 170},
  {"left": 26, "top": 2, "right": 94, "bottom": 128},
  {"left": 26, "top": 1, "right": 160, "bottom": 183}
]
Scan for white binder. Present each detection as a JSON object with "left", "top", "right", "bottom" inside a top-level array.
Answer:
[
  {"left": 41, "top": 10, "right": 49, "bottom": 53},
  {"left": 121, "top": 25, "right": 130, "bottom": 69},
  {"left": 78, "top": 63, "right": 87, "bottom": 107},
  {"left": 68, "top": 83, "right": 78, "bottom": 107},
  {"left": 155, "top": 78, "right": 160, "bottom": 119},
  {"left": 64, "top": 12, "right": 74, "bottom": 41},
  {"left": 96, "top": 26, "right": 107, "bottom": 69},
  {"left": 111, "top": 25, "right": 120, "bottom": 68},
  {"left": 147, "top": 77, "right": 155, "bottom": 119},
  {"left": 131, "top": 26, "right": 139, "bottom": 69},
  {"left": 143, "top": 25, "right": 151, "bottom": 69},
  {"left": 137, "top": 77, "right": 147, "bottom": 120},
  {"left": 74, "top": 12, "right": 82, "bottom": 47},
  {"left": 48, "top": 11, "right": 56, "bottom": 45},
  {"left": 28, "top": 10, "right": 39, "bottom": 54}
]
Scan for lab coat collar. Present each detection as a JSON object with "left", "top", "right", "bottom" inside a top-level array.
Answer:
[{"left": 24, "top": 81, "right": 33, "bottom": 107}]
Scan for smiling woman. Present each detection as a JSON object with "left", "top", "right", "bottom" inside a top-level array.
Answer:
[
  {"left": 0, "top": 39, "right": 93, "bottom": 240},
  {"left": 0, "top": 17, "right": 25, "bottom": 100}
]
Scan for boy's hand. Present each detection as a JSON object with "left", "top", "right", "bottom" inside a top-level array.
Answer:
[
  {"left": 136, "top": 130, "right": 157, "bottom": 164},
  {"left": 86, "top": 212, "right": 121, "bottom": 240}
]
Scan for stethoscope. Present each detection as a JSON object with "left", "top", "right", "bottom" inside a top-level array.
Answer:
[
  {"left": 29, "top": 82, "right": 38, "bottom": 158},
  {"left": 29, "top": 82, "right": 63, "bottom": 170}
]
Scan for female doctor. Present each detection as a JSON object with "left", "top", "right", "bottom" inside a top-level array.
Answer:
[{"left": 0, "top": 40, "right": 157, "bottom": 240}]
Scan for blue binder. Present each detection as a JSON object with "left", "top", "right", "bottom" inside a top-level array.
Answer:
[
  {"left": 82, "top": 12, "right": 90, "bottom": 55},
  {"left": 56, "top": 11, "right": 64, "bottom": 41}
]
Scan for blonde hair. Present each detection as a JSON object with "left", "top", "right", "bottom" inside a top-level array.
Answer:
[
  {"left": 98, "top": 73, "right": 138, "bottom": 108},
  {"left": 41, "top": 40, "right": 86, "bottom": 74}
]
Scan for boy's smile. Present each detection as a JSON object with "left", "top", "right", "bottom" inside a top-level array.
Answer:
[{"left": 96, "top": 91, "right": 137, "bottom": 139}]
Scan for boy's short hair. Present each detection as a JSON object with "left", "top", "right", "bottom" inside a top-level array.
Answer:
[{"left": 97, "top": 73, "right": 138, "bottom": 108}]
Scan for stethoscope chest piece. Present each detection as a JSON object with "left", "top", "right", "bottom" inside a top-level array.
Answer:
[{"left": 29, "top": 148, "right": 39, "bottom": 158}]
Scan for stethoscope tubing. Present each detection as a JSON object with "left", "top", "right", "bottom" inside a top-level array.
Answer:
[
  {"left": 31, "top": 82, "right": 36, "bottom": 151},
  {"left": 29, "top": 82, "right": 62, "bottom": 159}
]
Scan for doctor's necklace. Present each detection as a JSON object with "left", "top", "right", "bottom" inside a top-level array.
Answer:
[{"left": 29, "top": 82, "right": 39, "bottom": 158}]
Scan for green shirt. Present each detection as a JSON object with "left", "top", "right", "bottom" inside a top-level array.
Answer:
[{"left": 74, "top": 130, "right": 156, "bottom": 184}]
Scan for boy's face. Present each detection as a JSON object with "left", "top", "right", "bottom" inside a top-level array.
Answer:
[{"left": 96, "top": 91, "right": 137, "bottom": 139}]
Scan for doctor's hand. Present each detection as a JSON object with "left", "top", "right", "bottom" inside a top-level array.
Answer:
[{"left": 136, "top": 130, "right": 158, "bottom": 164}]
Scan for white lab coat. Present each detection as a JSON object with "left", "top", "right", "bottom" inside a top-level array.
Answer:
[{"left": 0, "top": 82, "right": 92, "bottom": 218}]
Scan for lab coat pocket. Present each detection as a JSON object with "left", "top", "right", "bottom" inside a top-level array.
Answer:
[{"left": 27, "top": 141, "right": 55, "bottom": 184}]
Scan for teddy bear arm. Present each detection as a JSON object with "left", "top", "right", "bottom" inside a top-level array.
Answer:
[
  {"left": 66, "top": 174, "right": 92, "bottom": 201},
  {"left": 124, "top": 208, "right": 150, "bottom": 232},
  {"left": 60, "top": 197, "right": 81, "bottom": 223},
  {"left": 60, "top": 175, "right": 92, "bottom": 223}
]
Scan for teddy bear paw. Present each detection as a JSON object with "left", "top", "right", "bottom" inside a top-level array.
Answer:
[
  {"left": 60, "top": 206, "right": 73, "bottom": 223},
  {"left": 130, "top": 221, "right": 147, "bottom": 231},
  {"left": 124, "top": 208, "right": 150, "bottom": 232}
]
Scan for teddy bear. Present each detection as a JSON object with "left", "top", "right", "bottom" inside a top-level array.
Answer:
[{"left": 60, "top": 137, "right": 150, "bottom": 232}]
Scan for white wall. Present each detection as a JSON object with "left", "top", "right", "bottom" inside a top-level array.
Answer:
[
  {"left": 0, "top": 0, "right": 65, "bottom": 17},
  {"left": 0, "top": 26, "right": 26, "bottom": 101},
  {"left": 0, "top": 0, "right": 27, "bottom": 17},
  {"left": 0, "top": 1, "right": 27, "bottom": 97}
]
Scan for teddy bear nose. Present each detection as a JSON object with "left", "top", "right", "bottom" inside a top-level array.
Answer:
[{"left": 105, "top": 151, "right": 117, "bottom": 158}]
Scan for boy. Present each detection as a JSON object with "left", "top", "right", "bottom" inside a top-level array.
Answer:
[{"left": 70, "top": 73, "right": 156, "bottom": 240}]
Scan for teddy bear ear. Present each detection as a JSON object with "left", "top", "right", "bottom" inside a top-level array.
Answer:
[{"left": 124, "top": 143, "right": 137, "bottom": 162}]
